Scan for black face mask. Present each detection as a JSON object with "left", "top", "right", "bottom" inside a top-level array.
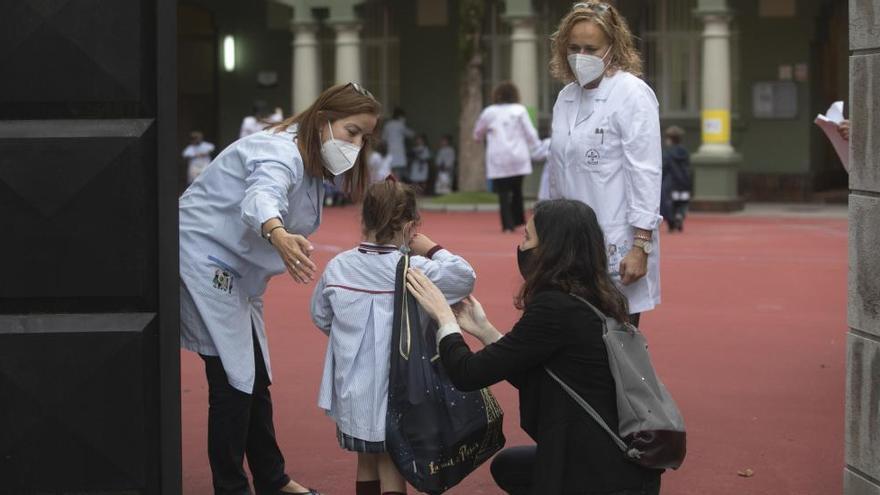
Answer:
[{"left": 517, "top": 246, "right": 535, "bottom": 278}]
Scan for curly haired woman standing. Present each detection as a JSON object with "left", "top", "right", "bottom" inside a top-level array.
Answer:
[{"left": 545, "top": 1, "right": 663, "bottom": 326}]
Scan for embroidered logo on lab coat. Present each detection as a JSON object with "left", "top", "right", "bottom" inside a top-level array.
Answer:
[
  {"left": 212, "top": 269, "right": 234, "bottom": 294},
  {"left": 585, "top": 148, "right": 600, "bottom": 166}
]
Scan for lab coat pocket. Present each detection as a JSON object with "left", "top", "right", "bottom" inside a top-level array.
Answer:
[
  {"left": 576, "top": 123, "right": 620, "bottom": 181},
  {"left": 183, "top": 254, "right": 245, "bottom": 302}
]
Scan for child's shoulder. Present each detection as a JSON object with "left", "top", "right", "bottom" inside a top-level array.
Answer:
[
  {"left": 324, "top": 248, "right": 402, "bottom": 278},
  {"left": 324, "top": 248, "right": 360, "bottom": 270}
]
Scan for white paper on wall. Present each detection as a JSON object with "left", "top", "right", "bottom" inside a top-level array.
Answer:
[{"left": 814, "top": 101, "right": 849, "bottom": 172}]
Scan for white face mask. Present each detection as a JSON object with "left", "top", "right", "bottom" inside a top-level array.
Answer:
[
  {"left": 567, "top": 45, "right": 612, "bottom": 87},
  {"left": 321, "top": 121, "right": 361, "bottom": 176}
]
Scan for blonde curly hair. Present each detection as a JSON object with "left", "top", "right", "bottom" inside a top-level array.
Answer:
[{"left": 550, "top": 1, "right": 643, "bottom": 83}]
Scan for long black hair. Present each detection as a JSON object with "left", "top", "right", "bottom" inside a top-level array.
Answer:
[{"left": 515, "top": 199, "right": 630, "bottom": 323}]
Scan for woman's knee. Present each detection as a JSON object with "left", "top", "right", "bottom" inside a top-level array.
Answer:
[{"left": 490, "top": 446, "right": 536, "bottom": 494}]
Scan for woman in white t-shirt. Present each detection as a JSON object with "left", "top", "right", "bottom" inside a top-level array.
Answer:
[{"left": 474, "top": 82, "right": 541, "bottom": 232}]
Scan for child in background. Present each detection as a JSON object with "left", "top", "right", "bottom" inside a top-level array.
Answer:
[
  {"left": 368, "top": 141, "right": 393, "bottom": 184},
  {"left": 181, "top": 131, "right": 215, "bottom": 184},
  {"left": 310, "top": 180, "right": 476, "bottom": 495},
  {"left": 408, "top": 133, "right": 431, "bottom": 193},
  {"left": 434, "top": 134, "right": 455, "bottom": 195},
  {"left": 661, "top": 125, "right": 692, "bottom": 232}
]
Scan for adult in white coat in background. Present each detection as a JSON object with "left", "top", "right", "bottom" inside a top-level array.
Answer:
[
  {"left": 179, "top": 82, "right": 380, "bottom": 495},
  {"left": 381, "top": 107, "right": 415, "bottom": 180},
  {"left": 182, "top": 130, "right": 215, "bottom": 184},
  {"left": 545, "top": 1, "right": 662, "bottom": 326},
  {"left": 474, "top": 81, "right": 541, "bottom": 232},
  {"left": 240, "top": 102, "right": 285, "bottom": 139}
]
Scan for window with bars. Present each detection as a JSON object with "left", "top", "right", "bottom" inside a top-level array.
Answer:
[
  {"left": 359, "top": 2, "right": 400, "bottom": 112},
  {"left": 639, "top": 0, "right": 739, "bottom": 118}
]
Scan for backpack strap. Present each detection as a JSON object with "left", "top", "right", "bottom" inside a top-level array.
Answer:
[{"left": 544, "top": 367, "right": 628, "bottom": 453}]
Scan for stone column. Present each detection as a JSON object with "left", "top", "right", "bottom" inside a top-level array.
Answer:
[
  {"left": 291, "top": 21, "right": 320, "bottom": 113},
  {"left": 503, "top": 0, "right": 540, "bottom": 197},
  {"left": 690, "top": 0, "right": 743, "bottom": 211},
  {"left": 333, "top": 23, "right": 362, "bottom": 84},
  {"left": 327, "top": 0, "right": 362, "bottom": 84},
  {"left": 505, "top": 0, "right": 538, "bottom": 112},
  {"left": 274, "top": 0, "right": 321, "bottom": 113},
  {"left": 846, "top": 1, "right": 880, "bottom": 494}
]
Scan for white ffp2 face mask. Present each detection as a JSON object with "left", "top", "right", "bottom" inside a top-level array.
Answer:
[
  {"left": 321, "top": 121, "right": 361, "bottom": 176},
  {"left": 567, "top": 45, "right": 612, "bottom": 87}
]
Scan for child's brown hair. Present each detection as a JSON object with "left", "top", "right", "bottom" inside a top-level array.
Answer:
[{"left": 362, "top": 180, "right": 420, "bottom": 245}]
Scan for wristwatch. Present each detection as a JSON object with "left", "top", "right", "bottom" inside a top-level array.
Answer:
[{"left": 633, "top": 238, "right": 653, "bottom": 254}]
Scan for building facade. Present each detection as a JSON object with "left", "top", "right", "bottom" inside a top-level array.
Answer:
[{"left": 178, "top": 0, "right": 848, "bottom": 202}]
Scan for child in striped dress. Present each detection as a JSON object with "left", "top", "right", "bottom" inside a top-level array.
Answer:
[{"left": 310, "top": 180, "right": 476, "bottom": 495}]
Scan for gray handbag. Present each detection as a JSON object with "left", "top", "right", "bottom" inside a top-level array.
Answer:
[{"left": 545, "top": 294, "right": 686, "bottom": 470}]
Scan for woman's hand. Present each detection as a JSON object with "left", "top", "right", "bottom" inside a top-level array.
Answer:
[
  {"left": 273, "top": 232, "right": 317, "bottom": 283},
  {"left": 452, "top": 296, "right": 489, "bottom": 334},
  {"left": 453, "top": 296, "right": 502, "bottom": 345},
  {"left": 838, "top": 119, "right": 850, "bottom": 141},
  {"left": 619, "top": 248, "right": 648, "bottom": 286},
  {"left": 406, "top": 268, "right": 456, "bottom": 326}
]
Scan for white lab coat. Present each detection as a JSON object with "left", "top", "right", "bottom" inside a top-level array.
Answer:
[
  {"left": 367, "top": 151, "right": 392, "bottom": 183},
  {"left": 381, "top": 118, "right": 414, "bottom": 169},
  {"left": 239, "top": 109, "right": 283, "bottom": 139},
  {"left": 546, "top": 72, "right": 662, "bottom": 314},
  {"left": 179, "top": 125, "right": 324, "bottom": 393},
  {"left": 474, "top": 103, "right": 540, "bottom": 179},
  {"left": 531, "top": 137, "right": 552, "bottom": 200},
  {"left": 182, "top": 141, "right": 215, "bottom": 183}
]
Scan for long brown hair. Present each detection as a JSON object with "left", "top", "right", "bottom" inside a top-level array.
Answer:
[
  {"left": 515, "top": 199, "right": 630, "bottom": 323},
  {"left": 550, "top": 1, "right": 643, "bottom": 83},
  {"left": 271, "top": 83, "right": 382, "bottom": 202},
  {"left": 361, "top": 180, "right": 420, "bottom": 245}
]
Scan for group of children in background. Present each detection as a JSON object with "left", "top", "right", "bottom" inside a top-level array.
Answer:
[
  {"left": 184, "top": 104, "right": 690, "bottom": 234},
  {"left": 367, "top": 132, "right": 456, "bottom": 197}
]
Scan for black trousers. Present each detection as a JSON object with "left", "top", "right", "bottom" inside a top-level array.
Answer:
[
  {"left": 201, "top": 334, "right": 290, "bottom": 495},
  {"left": 490, "top": 446, "right": 660, "bottom": 495},
  {"left": 629, "top": 313, "right": 641, "bottom": 328},
  {"left": 494, "top": 175, "right": 526, "bottom": 231}
]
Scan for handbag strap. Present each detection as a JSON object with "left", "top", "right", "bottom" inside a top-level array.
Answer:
[
  {"left": 544, "top": 367, "right": 628, "bottom": 453},
  {"left": 568, "top": 293, "right": 607, "bottom": 320}
]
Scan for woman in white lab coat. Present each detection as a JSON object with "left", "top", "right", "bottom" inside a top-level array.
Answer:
[
  {"left": 381, "top": 107, "right": 415, "bottom": 180},
  {"left": 545, "top": 1, "right": 662, "bottom": 325},
  {"left": 474, "top": 81, "right": 541, "bottom": 232},
  {"left": 179, "top": 82, "right": 380, "bottom": 495}
]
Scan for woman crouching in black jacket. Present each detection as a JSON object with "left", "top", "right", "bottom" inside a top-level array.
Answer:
[{"left": 405, "top": 199, "right": 663, "bottom": 495}]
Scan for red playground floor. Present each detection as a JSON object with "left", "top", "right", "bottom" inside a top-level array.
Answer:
[{"left": 181, "top": 207, "right": 847, "bottom": 494}]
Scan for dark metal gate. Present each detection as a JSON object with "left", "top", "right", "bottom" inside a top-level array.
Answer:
[{"left": 0, "top": 0, "right": 180, "bottom": 493}]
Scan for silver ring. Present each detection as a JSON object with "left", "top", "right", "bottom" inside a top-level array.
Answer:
[{"left": 294, "top": 259, "right": 301, "bottom": 266}]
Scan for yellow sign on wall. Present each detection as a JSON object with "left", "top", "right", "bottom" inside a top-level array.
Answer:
[{"left": 701, "top": 109, "right": 731, "bottom": 144}]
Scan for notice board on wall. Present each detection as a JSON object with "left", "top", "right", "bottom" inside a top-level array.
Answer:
[{"left": 752, "top": 81, "right": 798, "bottom": 119}]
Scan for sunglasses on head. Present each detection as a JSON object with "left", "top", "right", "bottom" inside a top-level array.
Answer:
[
  {"left": 348, "top": 81, "right": 375, "bottom": 100},
  {"left": 573, "top": 2, "right": 610, "bottom": 14}
]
